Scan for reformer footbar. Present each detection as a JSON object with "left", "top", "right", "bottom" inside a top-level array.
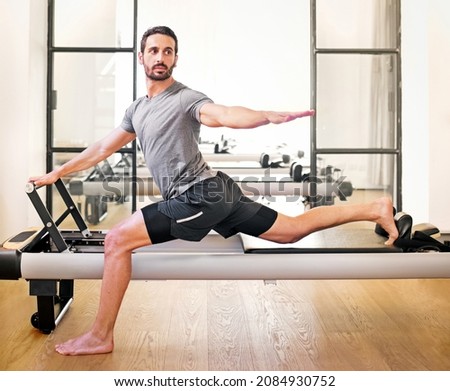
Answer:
[
  {"left": 28, "top": 180, "right": 94, "bottom": 333},
  {"left": 0, "top": 180, "right": 450, "bottom": 334},
  {"left": 1, "top": 180, "right": 97, "bottom": 333}
]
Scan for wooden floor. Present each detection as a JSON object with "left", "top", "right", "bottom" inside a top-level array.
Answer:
[{"left": 1, "top": 277, "right": 450, "bottom": 371}]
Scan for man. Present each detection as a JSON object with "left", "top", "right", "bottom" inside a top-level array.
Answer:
[{"left": 30, "top": 26, "right": 398, "bottom": 356}]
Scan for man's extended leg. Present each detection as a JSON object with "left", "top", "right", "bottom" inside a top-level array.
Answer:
[
  {"left": 259, "top": 197, "right": 398, "bottom": 245},
  {"left": 55, "top": 210, "right": 152, "bottom": 356}
]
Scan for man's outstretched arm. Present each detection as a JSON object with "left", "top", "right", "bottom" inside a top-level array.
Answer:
[
  {"left": 199, "top": 103, "right": 314, "bottom": 129},
  {"left": 29, "top": 127, "right": 136, "bottom": 187}
]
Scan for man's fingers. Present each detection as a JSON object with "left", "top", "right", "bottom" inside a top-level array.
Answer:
[
  {"left": 267, "top": 109, "right": 315, "bottom": 124},
  {"left": 295, "top": 109, "right": 315, "bottom": 118},
  {"left": 282, "top": 111, "right": 314, "bottom": 122}
]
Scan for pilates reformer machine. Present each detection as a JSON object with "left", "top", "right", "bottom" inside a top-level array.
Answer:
[{"left": 1, "top": 180, "right": 449, "bottom": 334}]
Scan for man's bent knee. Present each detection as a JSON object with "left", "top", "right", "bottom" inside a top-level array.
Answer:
[
  {"left": 104, "top": 215, "right": 153, "bottom": 254},
  {"left": 104, "top": 229, "right": 131, "bottom": 254}
]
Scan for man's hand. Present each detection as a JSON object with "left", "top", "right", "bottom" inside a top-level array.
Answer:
[
  {"left": 28, "top": 170, "right": 61, "bottom": 188},
  {"left": 265, "top": 109, "right": 315, "bottom": 124}
]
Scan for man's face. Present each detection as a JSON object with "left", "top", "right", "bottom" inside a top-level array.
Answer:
[{"left": 139, "top": 34, "right": 178, "bottom": 81}]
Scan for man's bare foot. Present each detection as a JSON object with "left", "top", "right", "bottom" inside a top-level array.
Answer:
[
  {"left": 373, "top": 197, "right": 398, "bottom": 246},
  {"left": 55, "top": 331, "right": 114, "bottom": 356}
]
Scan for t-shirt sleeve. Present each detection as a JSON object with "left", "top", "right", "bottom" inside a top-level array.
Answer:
[
  {"left": 180, "top": 89, "right": 213, "bottom": 122},
  {"left": 120, "top": 102, "right": 137, "bottom": 133}
]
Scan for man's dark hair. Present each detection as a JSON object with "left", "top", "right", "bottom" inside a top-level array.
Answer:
[{"left": 140, "top": 26, "right": 178, "bottom": 54}]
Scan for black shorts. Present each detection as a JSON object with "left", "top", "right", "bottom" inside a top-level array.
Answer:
[{"left": 141, "top": 171, "right": 278, "bottom": 244}]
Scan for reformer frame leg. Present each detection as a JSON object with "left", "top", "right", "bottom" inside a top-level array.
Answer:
[
  {"left": 24, "top": 180, "right": 90, "bottom": 333},
  {"left": 29, "top": 279, "right": 74, "bottom": 334}
]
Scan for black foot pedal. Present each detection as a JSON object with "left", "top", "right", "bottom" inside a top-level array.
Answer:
[{"left": 394, "top": 212, "right": 413, "bottom": 240}]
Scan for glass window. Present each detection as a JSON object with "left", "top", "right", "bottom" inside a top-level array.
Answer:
[
  {"left": 316, "top": 0, "right": 399, "bottom": 49},
  {"left": 137, "top": 0, "right": 311, "bottom": 162},
  {"left": 52, "top": 52, "right": 134, "bottom": 147},
  {"left": 315, "top": 153, "right": 397, "bottom": 202},
  {"left": 54, "top": 0, "right": 134, "bottom": 47},
  {"left": 316, "top": 54, "right": 397, "bottom": 149},
  {"left": 53, "top": 153, "right": 133, "bottom": 228}
]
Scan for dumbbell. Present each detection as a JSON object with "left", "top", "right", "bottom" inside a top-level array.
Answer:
[
  {"left": 214, "top": 138, "right": 230, "bottom": 154},
  {"left": 259, "top": 153, "right": 290, "bottom": 168},
  {"left": 290, "top": 161, "right": 303, "bottom": 182}
]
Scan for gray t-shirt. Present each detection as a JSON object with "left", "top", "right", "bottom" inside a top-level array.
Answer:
[{"left": 120, "top": 81, "right": 216, "bottom": 200}]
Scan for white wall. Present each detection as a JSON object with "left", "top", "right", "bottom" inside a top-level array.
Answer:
[
  {"left": 401, "top": 0, "right": 450, "bottom": 231},
  {"left": 401, "top": 0, "right": 429, "bottom": 224},
  {"left": 0, "top": 0, "right": 47, "bottom": 242},
  {"left": 428, "top": 0, "right": 450, "bottom": 232},
  {"left": 0, "top": 0, "right": 449, "bottom": 241}
]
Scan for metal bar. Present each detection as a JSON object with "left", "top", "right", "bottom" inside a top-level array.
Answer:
[
  {"left": 49, "top": 147, "right": 135, "bottom": 154},
  {"left": 315, "top": 148, "right": 400, "bottom": 155},
  {"left": 49, "top": 47, "right": 134, "bottom": 53},
  {"left": 25, "top": 183, "right": 68, "bottom": 252},
  {"left": 310, "top": 0, "right": 318, "bottom": 206},
  {"left": 54, "top": 297, "right": 73, "bottom": 327},
  {"left": 53, "top": 208, "right": 71, "bottom": 226},
  {"left": 54, "top": 180, "right": 91, "bottom": 238},
  {"left": 55, "top": 279, "right": 74, "bottom": 328},
  {"left": 131, "top": 0, "right": 138, "bottom": 213},
  {"left": 396, "top": 0, "right": 403, "bottom": 211},
  {"left": 315, "top": 48, "right": 399, "bottom": 55},
  {"left": 18, "top": 251, "right": 450, "bottom": 281},
  {"left": 45, "top": 0, "right": 55, "bottom": 213}
]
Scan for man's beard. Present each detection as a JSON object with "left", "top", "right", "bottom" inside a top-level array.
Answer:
[{"left": 145, "top": 64, "right": 175, "bottom": 81}]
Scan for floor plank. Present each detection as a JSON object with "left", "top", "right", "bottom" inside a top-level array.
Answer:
[{"left": 1, "top": 277, "right": 450, "bottom": 371}]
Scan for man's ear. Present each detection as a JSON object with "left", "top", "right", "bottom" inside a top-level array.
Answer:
[
  {"left": 138, "top": 51, "right": 144, "bottom": 65},
  {"left": 174, "top": 54, "right": 178, "bottom": 67}
]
